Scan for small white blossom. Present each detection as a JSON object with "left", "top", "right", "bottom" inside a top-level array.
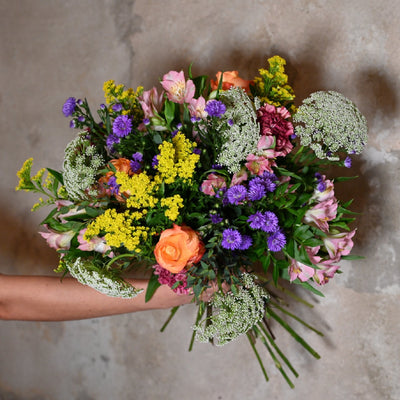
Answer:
[
  {"left": 66, "top": 257, "right": 143, "bottom": 298},
  {"left": 193, "top": 273, "right": 269, "bottom": 345},
  {"left": 294, "top": 91, "right": 368, "bottom": 160}
]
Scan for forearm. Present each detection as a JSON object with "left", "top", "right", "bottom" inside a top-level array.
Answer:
[{"left": 0, "top": 274, "right": 193, "bottom": 321}]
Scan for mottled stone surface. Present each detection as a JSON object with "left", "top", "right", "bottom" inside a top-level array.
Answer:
[{"left": 1, "top": 0, "right": 399, "bottom": 399}]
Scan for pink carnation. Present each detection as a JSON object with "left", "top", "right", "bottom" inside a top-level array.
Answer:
[
  {"left": 256, "top": 104, "right": 293, "bottom": 157},
  {"left": 153, "top": 264, "right": 191, "bottom": 295}
]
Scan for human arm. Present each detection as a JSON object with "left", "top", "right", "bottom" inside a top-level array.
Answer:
[{"left": 0, "top": 274, "right": 195, "bottom": 321}]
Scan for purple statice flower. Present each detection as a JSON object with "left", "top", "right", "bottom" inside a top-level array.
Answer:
[
  {"left": 152, "top": 155, "right": 159, "bottom": 169},
  {"left": 78, "top": 116, "right": 85, "bottom": 122},
  {"left": 205, "top": 100, "right": 226, "bottom": 118},
  {"left": 69, "top": 120, "right": 76, "bottom": 129},
  {"left": 190, "top": 116, "right": 197, "bottom": 123},
  {"left": 210, "top": 213, "right": 223, "bottom": 224},
  {"left": 143, "top": 118, "right": 150, "bottom": 126},
  {"left": 132, "top": 152, "right": 143, "bottom": 162},
  {"left": 262, "top": 211, "right": 280, "bottom": 233},
  {"left": 344, "top": 156, "right": 352, "bottom": 168},
  {"left": 228, "top": 119, "right": 234, "bottom": 126},
  {"left": 112, "top": 103, "right": 123, "bottom": 112},
  {"left": 221, "top": 228, "right": 242, "bottom": 250},
  {"left": 62, "top": 97, "right": 76, "bottom": 117},
  {"left": 107, "top": 175, "right": 120, "bottom": 195},
  {"left": 212, "top": 164, "right": 223, "bottom": 169},
  {"left": 238, "top": 235, "right": 253, "bottom": 250},
  {"left": 315, "top": 172, "right": 322, "bottom": 181},
  {"left": 248, "top": 181, "right": 266, "bottom": 201},
  {"left": 290, "top": 133, "right": 297, "bottom": 139},
  {"left": 326, "top": 151, "right": 332, "bottom": 157},
  {"left": 77, "top": 99, "right": 83, "bottom": 106},
  {"left": 171, "top": 130, "right": 178, "bottom": 137},
  {"left": 248, "top": 211, "right": 267, "bottom": 230},
  {"left": 176, "top": 123, "right": 182, "bottom": 129},
  {"left": 267, "top": 230, "right": 286, "bottom": 252},
  {"left": 193, "top": 148, "right": 201, "bottom": 155},
  {"left": 106, "top": 134, "right": 121, "bottom": 149},
  {"left": 100, "top": 103, "right": 106, "bottom": 110},
  {"left": 112, "top": 115, "right": 132, "bottom": 137},
  {"left": 225, "top": 185, "right": 247, "bottom": 205}
]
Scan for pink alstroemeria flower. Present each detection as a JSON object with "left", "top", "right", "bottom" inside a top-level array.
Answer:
[
  {"left": 303, "top": 198, "right": 338, "bottom": 233},
  {"left": 323, "top": 229, "right": 356, "bottom": 260},
  {"left": 77, "top": 228, "right": 114, "bottom": 257},
  {"left": 314, "top": 263, "right": 340, "bottom": 285},
  {"left": 289, "top": 258, "right": 316, "bottom": 283},
  {"left": 200, "top": 173, "right": 227, "bottom": 196},
  {"left": 139, "top": 87, "right": 164, "bottom": 119},
  {"left": 188, "top": 96, "right": 207, "bottom": 119},
  {"left": 39, "top": 225, "right": 75, "bottom": 251},
  {"left": 231, "top": 167, "right": 248, "bottom": 186},
  {"left": 245, "top": 154, "right": 276, "bottom": 176},
  {"left": 161, "top": 70, "right": 195, "bottom": 104}
]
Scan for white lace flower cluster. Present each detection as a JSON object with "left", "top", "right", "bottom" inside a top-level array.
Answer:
[
  {"left": 66, "top": 257, "right": 142, "bottom": 298},
  {"left": 193, "top": 273, "right": 269, "bottom": 345},
  {"left": 216, "top": 88, "right": 260, "bottom": 173},
  {"left": 293, "top": 91, "right": 368, "bottom": 160},
  {"left": 62, "top": 134, "right": 105, "bottom": 200}
]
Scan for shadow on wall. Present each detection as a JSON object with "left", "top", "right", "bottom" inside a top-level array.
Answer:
[{"left": 0, "top": 202, "right": 58, "bottom": 275}]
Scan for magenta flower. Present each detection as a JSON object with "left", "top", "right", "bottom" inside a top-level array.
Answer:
[
  {"left": 303, "top": 198, "right": 338, "bottom": 233},
  {"left": 323, "top": 229, "right": 356, "bottom": 260},
  {"left": 39, "top": 225, "right": 75, "bottom": 251},
  {"left": 160, "top": 70, "right": 195, "bottom": 104},
  {"left": 153, "top": 264, "right": 191, "bottom": 295},
  {"left": 256, "top": 104, "right": 294, "bottom": 157}
]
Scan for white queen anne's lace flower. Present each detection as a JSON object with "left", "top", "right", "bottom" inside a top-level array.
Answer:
[{"left": 294, "top": 91, "right": 368, "bottom": 160}]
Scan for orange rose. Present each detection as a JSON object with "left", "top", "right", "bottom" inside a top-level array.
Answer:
[
  {"left": 110, "top": 158, "right": 132, "bottom": 175},
  {"left": 154, "top": 224, "right": 205, "bottom": 273},
  {"left": 210, "top": 71, "right": 252, "bottom": 94}
]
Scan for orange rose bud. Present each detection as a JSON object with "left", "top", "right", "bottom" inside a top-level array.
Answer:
[
  {"left": 210, "top": 71, "right": 252, "bottom": 94},
  {"left": 154, "top": 224, "right": 205, "bottom": 273}
]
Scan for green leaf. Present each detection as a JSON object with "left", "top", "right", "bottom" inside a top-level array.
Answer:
[
  {"left": 334, "top": 176, "right": 358, "bottom": 182},
  {"left": 145, "top": 273, "right": 161, "bottom": 302},
  {"left": 164, "top": 99, "right": 176, "bottom": 127},
  {"left": 46, "top": 168, "right": 64, "bottom": 185},
  {"left": 340, "top": 254, "right": 365, "bottom": 260}
]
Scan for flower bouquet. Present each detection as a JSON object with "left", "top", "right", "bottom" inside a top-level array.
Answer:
[{"left": 16, "top": 55, "right": 367, "bottom": 387}]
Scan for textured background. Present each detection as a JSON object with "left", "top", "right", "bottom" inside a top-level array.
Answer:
[{"left": 1, "top": 0, "right": 399, "bottom": 399}]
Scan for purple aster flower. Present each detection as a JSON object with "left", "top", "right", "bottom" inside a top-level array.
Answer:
[
  {"left": 248, "top": 211, "right": 267, "bottom": 230},
  {"left": 62, "top": 97, "right": 76, "bottom": 117},
  {"left": 130, "top": 160, "right": 141, "bottom": 173},
  {"left": 267, "top": 230, "right": 286, "bottom": 252},
  {"left": 262, "top": 211, "right": 280, "bottom": 233},
  {"left": 238, "top": 235, "right": 253, "bottom": 250},
  {"left": 210, "top": 213, "right": 223, "bottom": 224},
  {"left": 225, "top": 185, "right": 247, "bottom": 205},
  {"left": 69, "top": 120, "right": 76, "bottom": 129},
  {"left": 106, "top": 134, "right": 120, "bottom": 148},
  {"left": 248, "top": 181, "right": 266, "bottom": 201},
  {"left": 344, "top": 156, "right": 352, "bottom": 168},
  {"left": 152, "top": 155, "right": 159, "bottom": 169},
  {"left": 221, "top": 228, "right": 242, "bottom": 250},
  {"left": 107, "top": 175, "right": 120, "bottom": 195},
  {"left": 112, "top": 115, "right": 132, "bottom": 138},
  {"left": 112, "top": 103, "right": 123, "bottom": 112},
  {"left": 205, "top": 100, "right": 226, "bottom": 118},
  {"left": 132, "top": 152, "right": 143, "bottom": 162}
]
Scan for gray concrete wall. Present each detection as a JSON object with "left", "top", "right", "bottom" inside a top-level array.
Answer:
[{"left": 0, "top": 0, "right": 399, "bottom": 399}]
